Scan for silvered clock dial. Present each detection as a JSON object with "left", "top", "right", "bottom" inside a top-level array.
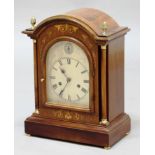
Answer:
[{"left": 46, "top": 41, "right": 89, "bottom": 109}]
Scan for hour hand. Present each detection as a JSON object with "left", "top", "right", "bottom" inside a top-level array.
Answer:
[
  {"left": 60, "top": 68, "right": 65, "bottom": 74},
  {"left": 59, "top": 68, "right": 68, "bottom": 78},
  {"left": 59, "top": 67, "right": 71, "bottom": 83}
]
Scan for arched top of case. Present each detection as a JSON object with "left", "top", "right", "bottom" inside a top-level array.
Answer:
[
  {"left": 65, "top": 8, "right": 121, "bottom": 36},
  {"left": 23, "top": 8, "right": 129, "bottom": 40}
]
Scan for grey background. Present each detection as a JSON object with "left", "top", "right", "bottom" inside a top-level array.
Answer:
[{"left": 15, "top": 0, "right": 140, "bottom": 155}]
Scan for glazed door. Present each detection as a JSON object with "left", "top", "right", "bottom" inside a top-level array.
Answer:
[{"left": 37, "top": 22, "right": 99, "bottom": 124}]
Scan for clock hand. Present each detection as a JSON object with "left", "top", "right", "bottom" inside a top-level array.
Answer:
[
  {"left": 59, "top": 77, "right": 71, "bottom": 96},
  {"left": 59, "top": 68, "right": 72, "bottom": 96},
  {"left": 59, "top": 68, "right": 68, "bottom": 79}
]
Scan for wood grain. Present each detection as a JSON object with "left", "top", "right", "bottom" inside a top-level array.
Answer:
[
  {"left": 36, "top": 22, "right": 99, "bottom": 124},
  {"left": 25, "top": 113, "right": 130, "bottom": 147},
  {"left": 22, "top": 8, "right": 131, "bottom": 148},
  {"left": 107, "top": 37, "right": 125, "bottom": 121}
]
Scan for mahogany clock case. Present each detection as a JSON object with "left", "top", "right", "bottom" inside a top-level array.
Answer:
[{"left": 23, "top": 8, "right": 131, "bottom": 148}]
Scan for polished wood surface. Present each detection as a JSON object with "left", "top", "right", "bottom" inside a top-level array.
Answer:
[
  {"left": 33, "top": 41, "right": 39, "bottom": 110},
  {"left": 66, "top": 8, "right": 120, "bottom": 36},
  {"left": 36, "top": 22, "right": 99, "bottom": 124},
  {"left": 22, "top": 8, "right": 129, "bottom": 41},
  {"left": 25, "top": 113, "right": 130, "bottom": 147},
  {"left": 107, "top": 37, "right": 125, "bottom": 121},
  {"left": 22, "top": 8, "right": 131, "bottom": 148}
]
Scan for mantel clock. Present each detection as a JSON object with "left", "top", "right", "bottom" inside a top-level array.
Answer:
[{"left": 22, "top": 8, "right": 131, "bottom": 149}]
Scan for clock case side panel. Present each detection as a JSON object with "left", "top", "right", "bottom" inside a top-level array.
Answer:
[
  {"left": 107, "top": 36, "right": 125, "bottom": 122},
  {"left": 35, "top": 20, "right": 100, "bottom": 124}
]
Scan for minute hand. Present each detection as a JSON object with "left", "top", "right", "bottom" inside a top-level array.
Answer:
[{"left": 59, "top": 77, "right": 71, "bottom": 95}]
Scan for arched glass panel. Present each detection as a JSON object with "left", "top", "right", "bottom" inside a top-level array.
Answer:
[{"left": 46, "top": 41, "right": 89, "bottom": 109}]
